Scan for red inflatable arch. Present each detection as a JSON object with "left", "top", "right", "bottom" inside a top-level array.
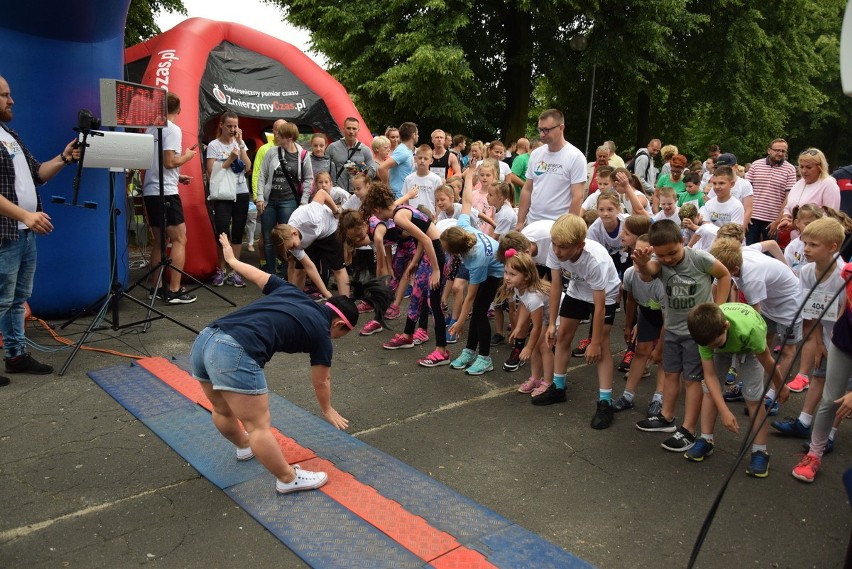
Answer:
[{"left": 125, "top": 18, "right": 371, "bottom": 278}]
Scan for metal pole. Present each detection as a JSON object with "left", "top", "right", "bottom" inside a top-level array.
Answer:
[{"left": 585, "top": 64, "right": 596, "bottom": 160}]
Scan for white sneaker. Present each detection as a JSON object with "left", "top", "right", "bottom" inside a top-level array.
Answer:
[
  {"left": 236, "top": 446, "right": 254, "bottom": 461},
  {"left": 275, "top": 465, "right": 328, "bottom": 494}
]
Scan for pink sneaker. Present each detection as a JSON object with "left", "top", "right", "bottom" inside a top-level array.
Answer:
[
  {"left": 384, "top": 304, "right": 401, "bottom": 320},
  {"left": 383, "top": 333, "right": 414, "bottom": 350},
  {"left": 787, "top": 373, "right": 810, "bottom": 393},
  {"left": 418, "top": 349, "right": 451, "bottom": 367},
  {"left": 530, "top": 381, "right": 552, "bottom": 397},
  {"left": 359, "top": 320, "right": 383, "bottom": 336},
  {"left": 355, "top": 300, "right": 373, "bottom": 313},
  {"left": 517, "top": 377, "right": 542, "bottom": 394},
  {"left": 792, "top": 453, "right": 821, "bottom": 483},
  {"left": 412, "top": 328, "right": 429, "bottom": 345}
]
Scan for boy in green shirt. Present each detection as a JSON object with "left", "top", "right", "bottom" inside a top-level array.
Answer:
[{"left": 686, "top": 302, "right": 784, "bottom": 477}]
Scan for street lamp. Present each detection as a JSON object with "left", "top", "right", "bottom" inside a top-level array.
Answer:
[{"left": 569, "top": 34, "right": 595, "bottom": 161}]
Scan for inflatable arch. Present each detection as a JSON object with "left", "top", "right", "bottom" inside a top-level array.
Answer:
[
  {"left": 125, "top": 18, "right": 372, "bottom": 279},
  {"left": 2, "top": 1, "right": 133, "bottom": 317}
]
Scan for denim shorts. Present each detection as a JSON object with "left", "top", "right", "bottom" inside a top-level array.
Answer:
[{"left": 190, "top": 327, "right": 267, "bottom": 395}]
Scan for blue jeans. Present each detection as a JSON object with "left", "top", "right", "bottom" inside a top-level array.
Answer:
[
  {"left": 0, "top": 229, "right": 37, "bottom": 358},
  {"left": 261, "top": 199, "right": 297, "bottom": 273}
]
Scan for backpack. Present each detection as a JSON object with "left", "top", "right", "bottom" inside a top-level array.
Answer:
[{"left": 626, "top": 149, "right": 651, "bottom": 179}]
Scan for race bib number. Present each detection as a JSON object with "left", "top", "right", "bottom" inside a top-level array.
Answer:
[{"left": 802, "top": 289, "right": 839, "bottom": 322}]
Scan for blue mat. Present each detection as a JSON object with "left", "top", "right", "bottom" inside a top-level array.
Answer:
[{"left": 88, "top": 360, "right": 596, "bottom": 569}]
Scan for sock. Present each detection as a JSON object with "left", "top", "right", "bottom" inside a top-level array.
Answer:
[
  {"left": 701, "top": 434, "right": 715, "bottom": 443},
  {"left": 798, "top": 373, "right": 809, "bottom": 380},
  {"left": 766, "top": 388, "right": 777, "bottom": 401},
  {"left": 652, "top": 392, "right": 663, "bottom": 403},
  {"left": 599, "top": 388, "right": 613, "bottom": 402},
  {"left": 798, "top": 412, "right": 813, "bottom": 428},
  {"left": 752, "top": 443, "right": 767, "bottom": 453},
  {"left": 830, "top": 427, "right": 838, "bottom": 441},
  {"left": 622, "top": 390, "right": 635, "bottom": 403},
  {"left": 553, "top": 373, "right": 567, "bottom": 390},
  {"left": 514, "top": 337, "right": 526, "bottom": 349}
]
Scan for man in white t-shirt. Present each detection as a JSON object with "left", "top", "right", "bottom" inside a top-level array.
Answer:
[
  {"left": 143, "top": 92, "right": 198, "bottom": 304},
  {"left": 0, "top": 75, "right": 80, "bottom": 380},
  {"left": 515, "top": 109, "right": 586, "bottom": 229}
]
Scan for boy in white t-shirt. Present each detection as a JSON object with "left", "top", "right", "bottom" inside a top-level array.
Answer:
[
  {"left": 699, "top": 166, "right": 744, "bottom": 228},
  {"left": 403, "top": 144, "right": 443, "bottom": 215},
  {"left": 653, "top": 186, "right": 680, "bottom": 225}
]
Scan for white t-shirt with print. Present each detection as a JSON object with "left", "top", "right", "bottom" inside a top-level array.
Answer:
[
  {"left": 403, "top": 171, "right": 442, "bottom": 213},
  {"left": 207, "top": 138, "right": 249, "bottom": 194},
  {"left": 690, "top": 223, "right": 719, "bottom": 252},
  {"left": 286, "top": 201, "right": 339, "bottom": 260},
  {"left": 545, "top": 239, "right": 621, "bottom": 304},
  {"left": 800, "top": 259, "right": 846, "bottom": 346},
  {"left": 525, "top": 142, "right": 587, "bottom": 224},
  {"left": 700, "top": 196, "right": 744, "bottom": 227},
  {"left": 0, "top": 128, "right": 37, "bottom": 226},
  {"left": 522, "top": 220, "right": 555, "bottom": 266},
  {"left": 784, "top": 237, "right": 806, "bottom": 277},
  {"left": 586, "top": 214, "right": 626, "bottom": 257}
]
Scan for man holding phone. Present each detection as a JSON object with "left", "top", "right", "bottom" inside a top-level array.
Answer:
[{"left": 142, "top": 92, "right": 198, "bottom": 304}]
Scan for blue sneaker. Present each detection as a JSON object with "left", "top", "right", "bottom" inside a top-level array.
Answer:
[
  {"left": 465, "top": 355, "right": 493, "bottom": 376},
  {"left": 765, "top": 397, "right": 780, "bottom": 416},
  {"left": 684, "top": 438, "right": 714, "bottom": 462},
  {"left": 450, "top": 348, "right": 476, "bottom": 369},
  {"left": 723, "top": 382, "right": 744, "bottom": 402},
  {"left": 771, "top": 417, "right": 811, "bottom": 438},
  {"left": 746, "top": 450, "right": 770, "bottom": 478},
  {"left": 445, "top": 319, "right": 459, "bottom": 344}
]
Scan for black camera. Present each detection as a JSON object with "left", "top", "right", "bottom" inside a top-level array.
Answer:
[{"left": 77, "top": 109, "right": 101, "bottom": 131}]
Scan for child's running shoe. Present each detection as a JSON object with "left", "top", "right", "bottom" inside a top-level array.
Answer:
[
  {"left": 412, "top": 328, "right": 429, "bottom": 345},
  {"left": 684, "top": 438, "right": 714, "bottom": 461},
  {"left": 212, "top": 268, "right": 226, "bottom": 287},
  {"left": 612, "top": 395, "right": 634, "bottom": 412},
  {"left": 275, "top": 465, "right": 328, "bottom": 494},
  {"left": 662, "top": 426, "right": 695, "bottom": 452},
  {"left": 572, "top": 337, "right": 592, "bottom": 357},
  {"left": 771, "top": 417, "right": 811, "bottom": 438},
  {"left": 746, "top": 450, "right": 770, "bottom": 478},
  {"left": 355, "top": 300, "right": 373, "bottom": 313},
  {"left": 636, "top": 414, "right": 676, "bottom": 433},
  {"left": 723, "top": 381, "right": 744, "bottom": 402},
  {"left": 465, "top": 355, "right": 493, "bottom": 375},
  {"left": 359, "top": 320, "right": 383, "bottom": 336},
  {"left": 786, "top": 373, "right": 810, "bottom": 393},
  {"left": 503, "top": 346, "right": 523, "bottom": 372},
  {"left": 418, "top": 349, "right": 451, "bottom": 367},
  {"left": 791, "top": 453, "right": 821, "bottom": 483},
  {"left": 517, "top": 377, "right": 541, "bottom": 394},
  {"left": 617, "top": 350, "right": 634, "bottom": 372},
  {"left": 384, "top": 304, "right": 401, "bottom": 320},
  {"left": 382, "top": 333, "right": 414, "bottom": 349},
  {"left": 646, "top": 399, "right": 663, "bottom": 419},
  {"left": 446, "top": 319, "right": 459, "bottom": 344},
  {"left": 531, "top": 384, "right": 566, "bottom": 405},
  {"left": 450, "top": 349, "right": 477, "bottom": 369},
  {"left": 591, "top": 400, "right": 614, "bottom": 429},
  {"left": 490, "top": 333, "right": 505, "bottom": 346}
]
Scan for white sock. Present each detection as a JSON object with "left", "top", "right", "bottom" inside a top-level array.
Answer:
[
  {"left": 830, "top": 427, "right": 838, "bottom": 441},
  {"left": 622, "top": 390, "right": 635, "bottom": 402},
  {"left": 766, "top": 388, "right": 777, "bottom": 400},
  {"left": 798, "top": 412, "right": 813, "bottom": 428},
  {"left": 752, "top": 444, "right": 767, "bottom": 453},
  {"left": 701, "top": 434, "right": 715, "bottom": 443}
]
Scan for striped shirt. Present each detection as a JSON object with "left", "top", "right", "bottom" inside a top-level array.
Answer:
[{"left": 745, "top": 157, "right": 797, "bottom": 223}]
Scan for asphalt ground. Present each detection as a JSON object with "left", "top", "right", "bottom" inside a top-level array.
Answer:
[{"left": 0, "top": 252, "right": 850, "bottom": 568}]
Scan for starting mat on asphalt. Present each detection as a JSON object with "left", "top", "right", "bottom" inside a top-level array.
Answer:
[{"left": 88, "top": 357, "right": 594, "bottom": 569}]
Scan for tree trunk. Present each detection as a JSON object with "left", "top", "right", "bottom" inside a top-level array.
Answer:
[
  {"left": 635, "top": 90, "right": 651, "bottom": 149},
  {"left": 502, "top": 8, "right": 533, "bottom": 143}
]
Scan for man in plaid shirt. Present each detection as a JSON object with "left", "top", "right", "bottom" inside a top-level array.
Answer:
[{"left": 0, "top": 74, "right": 79, "bottom": 385}]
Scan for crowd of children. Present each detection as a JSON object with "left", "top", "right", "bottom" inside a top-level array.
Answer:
[{"left": 220, "top": 121, "right": 852, "bottom": 486}]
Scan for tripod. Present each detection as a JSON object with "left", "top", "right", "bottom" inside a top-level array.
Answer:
[{"left": 58, "top": 127, "right": 234, "bottom": 375}]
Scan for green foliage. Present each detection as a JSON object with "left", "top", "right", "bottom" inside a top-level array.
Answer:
[
  {"left": 125, "top": 0, "right": 186, "bottom": 47},
  {"left": 268, "top": 0, "right": 852, "bottom": 164}
]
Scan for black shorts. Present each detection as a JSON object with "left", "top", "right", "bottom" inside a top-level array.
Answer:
[
  {"left": 294, "top": 234, "right": 345, "bottom": 272},
  {"left": 559, "top": 294, "right": 617, "bottom": 325},
  {"left": 144, "top": 194, "right": 185, "bottom": 227},
  {"left": 636, "top": 306, "right": 663, "bottom": 343}
]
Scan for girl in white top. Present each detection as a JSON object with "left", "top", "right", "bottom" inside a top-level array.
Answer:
[
  {"left": 586, "top": 191, "right": 630, "bottom": 271},
  {"left": 784, "top": 204, "right": 823, "bottom": 276},
  {"left": 486, "top": 181, "right": 518, "bottom": 240},
  {"left": 501, "top": 249, "right": 553, "bottom": 397}
]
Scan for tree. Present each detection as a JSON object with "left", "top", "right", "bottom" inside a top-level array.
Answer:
[{"left": 125, "top": 0, "right": 187, "bottom": 47}]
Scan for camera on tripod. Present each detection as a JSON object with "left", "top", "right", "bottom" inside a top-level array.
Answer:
[{"left": 77, "top": 109, "right": 101, "bottom": 132}]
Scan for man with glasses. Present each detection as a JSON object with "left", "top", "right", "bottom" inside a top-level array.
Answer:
[
  {"left": 744, "top": 138, "right": 797, "bottom": 245},
  {"left": 515, "top": 109, "right": 586, "bottom": 229}
]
